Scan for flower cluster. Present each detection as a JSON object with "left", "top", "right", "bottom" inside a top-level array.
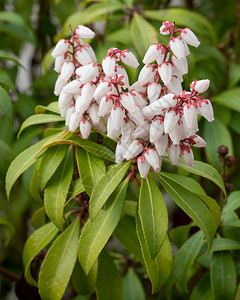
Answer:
[{"left": 52, "top": 21, "right": 214, "bottom": 178}]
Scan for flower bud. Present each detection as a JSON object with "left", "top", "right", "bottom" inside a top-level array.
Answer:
[
  {"left": 58, "top": 91, "right": 73, "bottom": 108},
  {"left": 88, "top": 102, "right": 100, "bottom": 124},
  {"left": 132, "top": 121, "right": 150, "bottom": 139},
  {"left": 115, "top": 141, "right": 126, "bottom": 164},
  {"left": 116, "top": 65, "right": 129, "bottom": 88},
  {"left": 93, "top": 81, "right": 112, "bottom": 99},
  {"left": 183, "top": 103, "right": 198, "bottom": 129},
  {"left": 198, "top": 99, "right": 214, "bottom": 122},
  {"left": 138, "top": 65, "right": 156, "bottom": 85},
  {"left": 54, "top": 76, "right": 67, "bottom": 96},
  {"left": 128, "top": 106, "right": 145, "bottom": 125},
  {"left": 75, "top": 25, "right": 95, "bottom": 39},
  {"left": 143, "top": 44, "right": 164, "bottom": 65},
  {"left": 120, "top": 93, "right": 137, "bottom": 114},
  {"left": 65, "top": 104, "right": 75, "bottom": 126},
  {"left": 170, "top": 37, "right": 186, "bottom": 59},
  {"left": 154, "top": 134, "right": 168, "bottom": 156},
  {"left": 190, "top": 79, "right": 210, "bottom": 94},
  {"left": 80, "top": 117, "right": 91, "bottom": 139},
  {"left": 166, "top": 77, "right": 183, "bottom": 95},
  {"left": 102, "top": 56, "right": 116, "bottom": 76},
  {"left": 169, "top": 122, "right": 185, "bottom": 145},
  {"left": 131, "top": 91, "right": 146, "bottom": 108},
  {"left": 192, "top": 135, "right": 207, "bottom": 148},
  {"left": 120, "top": 50, "right": 139, "bottom": 68},
  {"left": 147, "top": 82, "right": 162, "bottom": 103},
  {"left": 150, "top": 117, "right": 164, "bottom": 143},
  {"left": 54, "top": 55, "right": 69, "bottom": 73},
  {"left": 164, "top": 110, "right": 179, "bottom": 134},
  {"left": 110, "top": 106, "right": 125, "bottom": 131},
  {"left": 75, "top": 48, "right": 93, "bottom": 65},
  {"left": 60, "top": 61, "right": 75, "bottom": 82},
  {"left": 181, "top": 147, "right": 194, "bottom": 167},
  {"left": 75, "top": 95, "right": 91, "bottom": 115},
  {"left": 80, "top": 63, "right": 99, "bottom": 83},
  {"left": 124, "top": 140, "right": 144, "bottom": 160},
  {"left": 69, "top": 111, "right": 82, "bottom": 132},
  {"left": 98, "top": 96, "right": 114, "bottom": 117},
  {"left": 181, "top": 28, "right": 200, "bottom": 48},
  {"left": 121, "top": 119, "right": 135, "bottom": 144},
  {"left": 51, "top": 39, "right": 69, "bottom": 58},
  {"left": 167, "top": 144, "right": 180, "bottom": 165},
  {"left": 145, "top": 148, "right": 161, "bottom": 172},
  {"left": 171, "top": 55, "right": 188, "bottom": 75},
  {"left": 159, "top": 21, "right": 173, "bottom": 35},
  {"left": 158, "top": 62, "right": 172, "bottom": 85},
  {"left": 81, "top": 82, "right": 96, "bottom": 103},
  {"left": 137, "top": 156, "right": 150, "bottom": 178},
  {"left": 84, "top": 45, "right": 97, "bottom": 62},
  {"left": 63, "top": 79, "right": 81, "bottom": 94}
]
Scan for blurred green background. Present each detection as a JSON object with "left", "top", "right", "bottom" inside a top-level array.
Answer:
[{"left": 0, "top": 0, "right": 239, "bottom": 299}]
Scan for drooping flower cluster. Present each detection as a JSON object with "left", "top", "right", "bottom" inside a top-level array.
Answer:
[{"left": 52, "top": 21, "right": 214, "bottom": 178}]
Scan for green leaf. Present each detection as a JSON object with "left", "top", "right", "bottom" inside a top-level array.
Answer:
[
  {"left": 89, "top": 161, "right": 131, "bottom": 219},
  {"left": 62, "top": 2, "right": 123, "bottom": 37},
  {"left": 138, "top": 175, "right": 168, "bottom": 259},
  {"left": 39, "top": 145, "right": 67, "bottom": 190},
  {"left": 0, "top": 69, "right": 16, "bottom": 92},
  {"left": 173, "top": 231, "right": 204, "bottom": 294},
  {"left": 66, "top": 178, "right": 85, "bottom": 202},
  {"left": 107, "top": 27, "right": 132, "bottom": 45},
  {"left": 0, "top": 85, "right": 13, "bottom": 120},
  {"left": 78, "top": 180, "right": 128, "bottom": 274},
  {"left": 122, "top": 200, "right": 137, "bottom": 218},
  {"left": 23, "top": 222, "right": 59, "bottom": 286},
  {"left": 144, "top": 8, "right": 216, "bottom": 44},
  {"left": 198, "top": 195, "right": 221, "bottom": 230},
  {"left": 44, "top": 147, "right": 73, "bottom": 230},
  {"left": 169, "top": 224, "right": 194, "bottom": 248},
  {"left": 204, "top": 118, "right": 233, "bottom": 170},
  {"left": 130, "top": 13, "right": 158, "bottom": 57},
  {"left": 76, "top": 147, "right": 106, "bottom": 195},
  {"left": 213, "top": 88, "right": 240, "bottom": 113},
  {"left": 136, "top": 211, "right": 172, "bottom": 294},
  {"left": 123, "top": 268, "right": 145, "bottom": 300},
  {"left": 72, "top": 260, "right": 98, "bottom": 295},
  {"left": 223, "top": 191, "right": 240, "bottom": 214},
  {"left": 0, "top": 216, "right": 15, "bottom": 246},
  {"left": 18, "top": 114, "right": 65, "bottom": 138},
  {"left": 39, "top": 218, "right": 80, "bottom": 300},
  {"left": 35, "top": 102, "right": 60, "bottom": 115},
  {"left": 159, "top": 171, "right": 207, "bottom": 196},
  {"left": 210, "top": 251, "right": 236, "bottom": 300},
  {"left": 190, "top": 274, "right": 212, "bottom": 300},
  {"left": 31, "top": 207, "right": 46, "bottom": 230},
  {"left": 0, "top": 49, "right": 23, "bottom": 67},
  {"left": 96, "top": 249, "right": 124, "bottom": 300},
  {"left": 162, "top": 157, "right": 226, "bottom": 196},
  {"left": 114, "top": 216, "right": 144, "bottom": 264},
  {"left": 210, "top": 238, "right": 240, "bottom": 252},
  {"left": 29, "top": 159, "right": 42, "bottom": 203},
  {"left": 43, "top": 48, "right": 55, "bottom": 74},
  {"left": 157, "top": 174, "right": 216, "bottom": 250},
  {"left": 223, "top": 219, "right": 240, "bottom": 228}
]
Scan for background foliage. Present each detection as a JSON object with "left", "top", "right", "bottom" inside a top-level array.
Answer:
[{"left": 0, "top": 0, "right": 240, "bottom": 299}]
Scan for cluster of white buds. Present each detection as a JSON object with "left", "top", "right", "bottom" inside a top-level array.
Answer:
[{"left": 52, "top": 21, "right": 214, "bottom": 178}]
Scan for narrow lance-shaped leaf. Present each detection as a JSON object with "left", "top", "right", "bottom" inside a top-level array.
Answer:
[
  {"left": 0, "top": 216, "right": 15, "bottom": 247},
  {"left": 190, "top": 274, "right": 212, "bottom": 300},
  {"left": 78, "top": 180, "right": 128, "bottom": 274},
  {"left": 210, "top": 238, "right": 240, "bottom": 252},
  {"left": 89, "top": 161, "right": 131, "bottom": 219},
  {"left": 123, "top": 268, "right": 145, "bottom": 300},
  {"left": 96, "top": 249, "right": 124, "bottom": 300},
  {"left": 38, "top": 145, "right": 67, "bottom": 190},
  {"left": 138, "top": 175, "right": 168, "bottom": 259},
  {"left": 136, "top": 211, "right": 172, "bottom": 294},
  {"left": 173, "top": 230, "right": 204, "bottom": 294},
  {"left": 157, "top": 173, "right": 216, "bottom": 250},
  {"left": 44, "top": 147, "right": 73, "bottom": 230},
  {"left": 76, "top": 147, "right": 106, "bottom": 195},
  {"left": 0, "top": 85, "right": 13, "bottom": 120},
  {"left": 39, "top": 218, "right": 80, "bottom": 300},
  {"left": 210, "top": 251, "right": 236, "bottom": 300},
  {"left": 222, "top": 190, "right": 240, "bottom": 215},
  {"left": 22, "top": 222, "right": 59, "bottom": 286}
]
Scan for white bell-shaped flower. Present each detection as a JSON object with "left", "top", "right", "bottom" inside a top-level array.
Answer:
[
  {"left": 54, "top": 76, "right": 67, "bottom": 96},
  {"left": 58, "top": 91, "right": 73, "bottom": 108},
  {"left": 75, "top": 25, "right": 95, "bottom": 39},
  {"left": 169, "top": 122, "right": 186, "bottom": 145},
  {"left": 171, "top": 55, "right": 188, "bottom": 75},
  {"left": 181, "top": 28, "right": 200, "bottom": 48},
  {"left": 115, "top": 141, "right": 126, "bottom": 164},
  {"left": 150, "top": 117, "right": 164, "bottom": 143},
  {"left": 75, "top": 95, "right": 91, "bottom": 115},
  {"left": 65, "top": 104, "right": 75, "bottom": 126},
  {"left": 147, "top": 82, "right": 161, "bottom": 103},
  {"left": 116, "top": 65, "right": 129, "bottom": 88},
  {"left": 62, "top": 79, "right": 82, "bottom": 94},
  {"left": 124, "top": 140, "right": 143, "bottom": 160},
  {"left": 121, "top": 119, "right": 135, "bottom": 144},
  {"left": 154, "top": 134, "right": 168, "bottom": 156},
  {"left": 80, "top": 118, "right": 91, "bottom": 139},
  {"left": 81, "top": 82, "right": 96, "bottom": 103},
  {"left": 190, "top": 79, "right": 210, "bottom": 94},
  {"left": 60, "top": 61, "right": 75, "bottom": 82},
  {"left": 110, "top": 106, "right": 125, "bottom": 132},
  {"left": 102, "top": 56, "right": 116, "bottom": 76},
  {"left": 145, "top": 148, "right": 161, "bottom": 172},
  {"left": 93, "top": 81, "right": 112, "bottom": 99},
  {"left": 75, "top": 48, "right": 93, "bottom": 65},
  {"left": 99, "top": 96, "right": 114, "bottom": 117},
  {"left": 166, "top": 77, "right": 183, "bottom": 95},
  {"left": 159, "top": 21, "right": 172, "bottom": 35},
  {"left": 94, "top": 119, "right": 106, "bottom": 133},
  {"left": 120, "top": 93, "right": 137, "bottom": 114},
  {"left": 120, "top": 50, "right": 139, "bottom": 68},
  {"left": 138, "top": 65, "right": 156, "bottom": 85},
  {"left": 88, "top": 102, "right": 100, "bottom": 124},
  {"left": 164, "top": 110, "right": 180, "bottom": 134},
  {"left": 198, "top": 99, "right": 214, "bottom": 122},
  {"left": 84, "top": 45, "right": 97, "bottom": 62},
  {"left": 69, "top": 111, "right": 82, "bottom": 132},
  {"left": 80, "top": 63, "right": 99, "bottom": 83},
  {"left": 181, "top": 147, "right": 194, "bottom": 167},
  {"left": 167, "top": 144, "right": 180, "bottom": 165},
  {"left": 128, "top": 106, "right": 145, "bottom": 126},
  {"left": 158, "top": 62, "right": 172, "bottom": 85},
  {"left": 191, "top": 135, "right": 207, "bottom": 148},
  {"left": 143, "top": 44, "right": 164, "bottom": 64},
  {"left": 51, "top": 39, "right": 69, "bottom": 58},
  {"left": 132, "top": 121, "right": 150, "bottom": 139},
  {"left": 107, "top": 116, "right": 121, "bottom": 140},
  {"left": 170, "top": 37, "right": 186, "bottom": 59},
  {"left": 183, "top": 103, "right": 198, "bottom": 129},
  {"left": 54, "top": 55, "right": 68, "bottom": 73},
  {"left": 131, "top": 91, "right": 146, "bottom": 108},
  {"left": 137, "top": 156, "right": 150, "bottom": 178}
]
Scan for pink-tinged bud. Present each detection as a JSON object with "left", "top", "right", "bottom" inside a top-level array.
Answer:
[
  {"left": 124, "top": 140, "right": 143, "bottom": 160},
  {"left": 170, "top": 37, "right": 186, "bottom": 59},
  {"left": 60, "top": 61, "right": 75, "bottom": 82},
  {"left": 167, "top": 144, "right": 180, "bottom": 165},
  {"left": 88, "top": 102, "right": 100, "bottom": 124},
  {"left": 198, "top": 99, "right": 214, "bottom": 122},
  {"left": 166, "top": 77, "right": 183, "bottom": 95},
  {"left": 181, "top": 147, "right": 194, "bottom": 167},
  {"left": 138, "top": 65, "right": 156, "bottom": 85},
  {"left": 54, "top": 55, "right": 69, "bottom": 73},
  {"left": 99, "top": 96, "right": 114, "bottom": 117},
  {"left": 143, "top": 44, "right": 163, "bottom": 64},
  {"left": 121, "top": 119, "right": 135, "bottom": 144},
  {"left": 181, "top": 28, "right": 200, "bottom": 48},
  {"left": 120, "top": 50, "right": 139, "bottom": 68},
  {"left": 171, "top": 55, "right": 188, "bottom": 75},
  {"left": 81, "top": 82, "right": 96, "bottom": 103},
  {"left": 75, "top": 48, "right": 93, "bottom": 65},
  {"left": 120, "top": 93, "right": 137, "bottom": 113},
  {"left": 102, "top": 56, "right": 116, "bottom": 76},
  {"left": 75, "top": 95, "right": 91, "bottom": 115},
  {"left": 137, "top": 156, "right": 150, "bottom": 178},
  {"left": 131, "top": 91, "right": 146, "bottom": 108},
  {"left": 157, "top": 52, "right": 169, "bottom": 65},
  {"left": 107, "top": 116, "right": 121, "bottom": 140},
  {"left": 75, "top": 65, "right": 87, "bottom": 77},
  {"left": 128, "top": 106, "right": 145, "bottom": 126},
  {"left": 154, "top": 134, "right": 168, "bottom": 156},
  {"left": 132, "top": 121, "right": 150, "bottom": 139},
  {"left": 145, "top": 93, "right": 177, "bottom": 117},
  {"left": 192, "top": 135, "right": 206, "bottom": 148},
  {"left": 115, "top": 141, "right": 125, "bottom": 164},
  {"left": 69, "top": 111, "right": 82, "bottom": 132},
  {"left": 183, "top": 42, "right": 190, "bottom": 56},
  {"left": 190, "top": 79, "right": 210, "bottom": 94},
  {"left": 58, "top": 91, "right": 73, "bottom": 108},
  {"left": 63, "top": 79, "right": 81, "bottom": 94},
  {"left": 51, "top": 39, "right": 69, "bottom": 58},
  {"left": 65, "top": 104, "right": 75, "bottom": 126},
  {"left": 147, "top": 82, "right": 162, "bottom": 103},
  {"left": 164, "top": 110, "right": 180, "bottom": 134},
  {"left": 54, "top": 76, "right": 67, "bottom": 96},
  {"left": 116, "top": 66, "right": 129, "bottom": 88},
  {"left": 75, "top": 25, "right": 95, "bottom": 39},
  {"left": 130, "top": 81, "right": 147, "bottom": 93},
  {"left": 145, "top": 148, "right": 161, "bottom": 172},
  {"left": 110, "top": 106, "right": 125, "bottom": 131},
  {"left": 159, "top": 21, "right": 173, "bottom": 35},
  {"left": 150, "top": 117, "right": 164, "bottom": 143},
  {"left": 169, "top": 122, "right": 184, "bottom": 145},
  {"left": 93, "top": 81, "right": 112, "bottom": 99},
  {"left": 80, "top": 63, "right": 99, "bottom": 83},
  {"left": 158, "top": 62, "right": 172, "bottom": 85},
  {"left": 84, "top": 45, "right": 97, "bottom": 62},
  {"left": 80, "top": 118, "right": 91, "bottom": 139},
  {"left": 183, "top": 104, "right": 198, "bottom": 129}
]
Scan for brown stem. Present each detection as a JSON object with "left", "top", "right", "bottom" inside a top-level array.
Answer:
[{"left": 0, "top": 265, "right": 20, "bottom": 282}]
